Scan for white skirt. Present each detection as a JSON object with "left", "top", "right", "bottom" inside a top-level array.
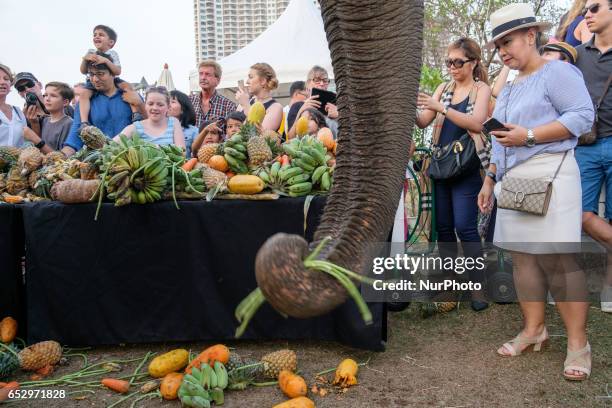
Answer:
[{"left": 493, "top": 151, "right": 582, "bottom": 254}]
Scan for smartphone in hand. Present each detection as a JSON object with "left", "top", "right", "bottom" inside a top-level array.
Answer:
[
  {"left": 482, "top": 117, "right": 509, "bottom": 135},
  {"left": 237, "top": 80, "right": 245, "bottom": 89}
]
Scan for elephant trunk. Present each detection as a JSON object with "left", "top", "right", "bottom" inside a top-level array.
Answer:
[{"left": 255, "top": 0, "right": 424, "bottom": 318}]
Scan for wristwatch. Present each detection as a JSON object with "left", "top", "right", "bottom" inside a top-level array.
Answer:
[
  {"left": 485, "top": 170, "right": 496, "bottom": 182},
  {"left": 526, "top": 129, "right": 536, "bottom": 147},
  {"left": 35, "top": 140, "right": 46, "bottom": 149},
  {"left": 441, "top": 106, "right": 449, "bottom": 116}
]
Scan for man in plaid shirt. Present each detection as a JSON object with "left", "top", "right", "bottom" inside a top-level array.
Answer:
[{"left": 189, "top": 60, "right": 236, "bottom": 131}]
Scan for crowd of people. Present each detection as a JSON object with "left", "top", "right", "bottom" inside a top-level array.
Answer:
[
  {"left": 0, "top": 0, "right": 610, "bottom": 384},
  {"left": 415, "top": 0, "right": 611, "bottom": 383},
  {"left": 0, "top": 24, "right": 339, "bottom": 158}
]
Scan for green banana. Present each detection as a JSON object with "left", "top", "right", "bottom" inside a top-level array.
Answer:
[
  {"left": 270, "top": 161, "right": 281, "bottom": 179},
  {"left": 110, "top": 164, "right": 131, "bottom": 173},
  {"left": 137, "top": 191, "right": 147, "bottom": 204},
  {"left": 208, "top": 367, "right": 218, "bottom": 389},
  {"left": 282, "top": 144, "right": 299, "bottom": 157},
  {"left": 200, "top": 363, "right": 210, "bottom": 389},
  {"left": 288, "top": 182, "right": 313, "bottom": 194},
  {"left": 210, "top": 388, "right": 224, "bottom": 405},
  {"left": 213, "top": 362, "right": 228, "bottom": 390},
  {"left": 321, "top": 171, "right": 331, "bottom": 190},
  {"left": 312, "top": 165, "right": 328, "bottom": 184},
  {"left": 192, "top": 396, "right": 211, "bottom": 408},
  {"left": 296, "top": 151, "right": 317, "bottom": 167},
  {"left": 292, "top": 158, "right": 315, "bottom": 172},
  {"left": 107, "top": 170, "right": 129, "bottom": 186},
  {"left": 224, "top": 147, "right": 247, "bottom": 161},
  {"left": 180, "top": 380, "right": 202, "bottom": 396},
  {"left": 233, "top": 143, "right": 247, "bottom": 153},
  {"left": 279, "top": 166, "right": 303, "bottom": 181},
  {"left": 304, "top": 146, "right": 326, "bottom": 165},
  {"left": 287, "top": 173, "right": 311, "bottom": 185},
  {"left": 170, "top": 144, "right": 184, "bottom": 156},
  {"left": 127, "top": 147, "right": 140, "bottom": 169},
  {"left": 229, "top": 134, "right": 243, "bottom": 144},
  {"left": 258, "top": 170, "right": 270, "bottom": 183}
]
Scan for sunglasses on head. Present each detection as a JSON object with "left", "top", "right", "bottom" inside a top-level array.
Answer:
[
  {"left": 15, "top": 80, "right": 35, "bottom": 93},
  {"left": 581, "top": 3, "right": 611, "bottom": 16},
  {"left": 445, "top": 58, "right": 474, "bottom": 69}
]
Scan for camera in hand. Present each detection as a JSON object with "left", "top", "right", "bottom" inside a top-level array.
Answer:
[{"left": 25, "top": 92, "right": 50, "bottom": 114}]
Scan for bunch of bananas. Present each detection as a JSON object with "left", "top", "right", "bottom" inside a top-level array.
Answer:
[
  {"left": 100, "top": 135, "right": 169, "bottom": 206},
  {"left": 178, "top": 361, "right": 228, "bottom": 408},
  {"left": 223, "top": 134, "right": 249, "bottom": 174},
  {"left": 161, "top": 145, "right": 205, "bottom": 199}
]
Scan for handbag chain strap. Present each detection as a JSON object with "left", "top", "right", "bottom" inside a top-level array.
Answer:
[{"left": 502, "top": 76, "right": 568, "bottom": 183}]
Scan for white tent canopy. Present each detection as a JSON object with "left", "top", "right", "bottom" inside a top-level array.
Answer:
[{"left": 218, "top": 0, "right": 334, "bottom": 89}]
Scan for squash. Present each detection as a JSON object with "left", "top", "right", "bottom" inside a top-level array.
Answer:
[
  {"left": 208, "top": 155, "right": 229, "bottom": 172},
  {"left": 160, "top": 372, "right": 183, "bottom": 400},
  {"left": 148, "top": 349, "right": 189, "bottom": 378},
  {"left": 278, "top": 370, "right": 307, "bottom": 399},
  {"left": 333, "top": 359, "right": 358, "bottom": 387},
  {"left": 185, "top": 344, "right": 230, "bottom": 374},
  {"left": 317, "top": 128, "right": 335, "bottom": 150},
  {"left": 227, "top": 175, "right": 265, "bottom": 195},
  {"left": 1, "top": 195, "right": 24, "bottom": 204},
  {"left": 0, "top": 317, "right": 17, "bottom": 344},
  {"left": 272, "top": 396, "right": 315, "bottom": 408}
]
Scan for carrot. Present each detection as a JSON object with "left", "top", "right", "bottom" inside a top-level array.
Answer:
[
  {"left": 0, "top": 382, "right": 19, "bottom": 402},
  {"left": 101, "top": 378, "right": 130, "bottom": 394},
  {"left": 281, "top": 155, "right": 290, "bottom": 166},
  {"left": 0, "top": 382, "right": 7, "bottom": 388},
  {"left": 182, "top": 158, "right": 198, "bottom": 171},
  {"left": 35, "top": 364, "right": 54, "bottom": 377}
]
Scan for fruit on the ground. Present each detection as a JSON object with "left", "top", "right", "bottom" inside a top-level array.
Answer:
[
  {"left": 18, "top": 341, "right": 62, "bottom": 371},
  {"left": 295, "top": 116, "right": 309, "bottom": 137},
  {"left": 247, "top": 102, "right": 266, "bottom": 125},
  {"left": 278, "top": 370, "right": 307, "bottom": 398},
  {"left": 0, "top": 318, "right": 17, "bottom": 344},
  {"left": 208, "top": 155, "right": 229, "bottom": 172},
  {"left": 17, "top": 146, "right": 43, "bottom": 176},
  {"left": 160, "top": 372, "right": 184, "bottom": 400},
  {"left": 101, "top": 378, "right": 130, "bottom": 393},
  {"left": 333, "top": 359, "right": 358, "bottom": 387},
  {"left": 272, "top": 396, "right": 315, "bottom": 408},
  {"left": 227, "top": 175, "right": 264, "bottom": 195},
  {"left": 197, "top": 143, "right": 221, "bottom": 164},
  {"left": 317, "top": 128, "right": 335, "bottom": 150},
  {"left": 185, "top": 344, "right": 230, "bottom": 374},
  {"left": 148, "top": 349, "right": 189, "bottom": 378},
  {"left": 139, "top": 380, "right": 160, "bottom": 393},
  {"left": 261, "top": 349, "right": 297, "bottom": 379}
]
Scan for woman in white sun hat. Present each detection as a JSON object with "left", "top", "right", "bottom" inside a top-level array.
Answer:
[{"left": 477, "top": 3, "right": 594, "bottom": 381}]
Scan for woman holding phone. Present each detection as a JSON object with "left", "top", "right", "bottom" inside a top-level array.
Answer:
[
  {"left": 415, "top": 37, "right": 492, "bottom": 311},
  {"left": 235, "top": 63, "right": 283, "bottom": 132},
  {"left": 478, "top": 3, "right": 594, "bottom": 381}
]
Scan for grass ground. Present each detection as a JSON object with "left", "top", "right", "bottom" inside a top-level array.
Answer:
[{"left": 4, "top": 303, "right": 611, "bottom": 407}]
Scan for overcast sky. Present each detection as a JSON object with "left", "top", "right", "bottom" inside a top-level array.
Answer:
[{"left": 1, "top": 0, "right": 194, "bottom": 106}]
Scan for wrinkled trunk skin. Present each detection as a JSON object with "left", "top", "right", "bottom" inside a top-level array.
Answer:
[{"left": 256, "top": 0, "right": 423, "bottom": 318}]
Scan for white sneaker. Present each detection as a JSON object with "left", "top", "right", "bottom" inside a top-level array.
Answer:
[{"left": 601, "top": 286, "right": 612, "bottom": 313}]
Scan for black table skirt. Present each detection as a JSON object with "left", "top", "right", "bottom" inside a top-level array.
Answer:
[
  {"left": 21, "top": 198, "right": 386, "bottom": 351},
  {"left": 0, "top": 204, "right": 25, "bottom": 330}
]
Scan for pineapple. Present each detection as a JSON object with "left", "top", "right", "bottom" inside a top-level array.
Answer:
[
  {"left": 79, "top": 125, "right": 107, "bottom": 150},
  {"left": 226, "top": 354, "right": 263, "bottom": 390},
  {"left": 247, "top": 135, "right": 273, "bottom": 167},
  {"left": 260, "top": 349, "right": 297, "bottom": 379},
  {"left": 18, "top": 340, "right": 62, "bottom": 371},
  {"left": 44, "top": 151, "right": 66, "bottom": 165},
  {"left": 17, "top": 146, "right": 43, "bottom": 176},
  {"left": 0, "top": 174, "right": 7, "bottom": 193},
  {"left": 0, "top": 343, "right": 20, "bottom": 379},
  {"left": 202, "top": 166, "right": 228, "bottom": 190},
  {"left": 6, "top": 167, "right": 29, "bottom": 194},
  {"left": 197, "top": 143, "right": 221, "bottom": 164},
  {"left": 0, "top": 146, "right": 20, "bottom": 171}
]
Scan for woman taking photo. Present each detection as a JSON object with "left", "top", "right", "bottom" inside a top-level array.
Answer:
[
  {"left": 235, "top": 63, "right": 283, "bottom": 132},
  {"left": 479, "top": 3, "right": 594, "bottom": 381},
  {"left": 169, "top": 90, "right": 198, "bottom": 157},
  {"left": 416, "top": 37, "right": 492, "bottom": 311},
  {"left": 116, "top": 86, "right": 185, "bottom": 150}
]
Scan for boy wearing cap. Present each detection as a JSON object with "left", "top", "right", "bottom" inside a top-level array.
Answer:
[
  {"left": 540, "top": 41, "right": 578, "bottom": 64},
  {"left": 574, "top": 0, "right": 612, "bottom": 313}
]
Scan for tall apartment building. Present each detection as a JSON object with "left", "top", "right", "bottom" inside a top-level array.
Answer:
[{"left": 193, "top": 0, "right": 291, "bottom": 62}]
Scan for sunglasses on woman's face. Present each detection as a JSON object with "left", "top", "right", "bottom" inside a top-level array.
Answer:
[
  {"left": 15, "top": 80, "right": 35, "bottom": 93},
  {"left": 445, "top": 58, "right": 474, "bottom": 69},
  {"left": 581, "top": 3, "right": 611, "bottom": 16}
]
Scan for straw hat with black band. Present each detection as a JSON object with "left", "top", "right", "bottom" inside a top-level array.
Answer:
[
  {"left": 486, "top": 3, "right": 552, "bottom": 49},
  {"left": 539, "top": 42, "right": 578, "bottom": 65}
]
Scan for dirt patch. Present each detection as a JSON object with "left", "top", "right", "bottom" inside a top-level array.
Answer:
[{"left": 4, "top": 304, "right": 611, "bottom": 407}]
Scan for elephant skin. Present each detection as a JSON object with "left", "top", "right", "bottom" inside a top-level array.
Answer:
[{"left": 255, "top": 0, "right": 424, "bottom": 318}]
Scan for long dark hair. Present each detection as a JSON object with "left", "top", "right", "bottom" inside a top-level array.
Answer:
[
  {"left": 170, "top": 90, "right": 196, "bottom": 128},
  {"left": 448, "top": 37, "right": 489, "bottom": 85},
  {"left": 301, "top": 108, "right": 327, "bottom": 129}
]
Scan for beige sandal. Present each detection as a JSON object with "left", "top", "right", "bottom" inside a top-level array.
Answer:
[
  {"left": 497, "top": 328, "right": 549, "bottom": 357},
  {"left": 563, "top": 342, "right": 591, "bottom": 381}
]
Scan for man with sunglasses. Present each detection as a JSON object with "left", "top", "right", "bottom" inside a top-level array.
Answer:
[
  {"left": 574, "top": 0, "right": 612, "bottom": 312},
  {"left": 13, "top": 72, "right": 74, "bottom": 136},
  {"left": 61, "top": 59, "right": 145, "bottom": 157}
]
